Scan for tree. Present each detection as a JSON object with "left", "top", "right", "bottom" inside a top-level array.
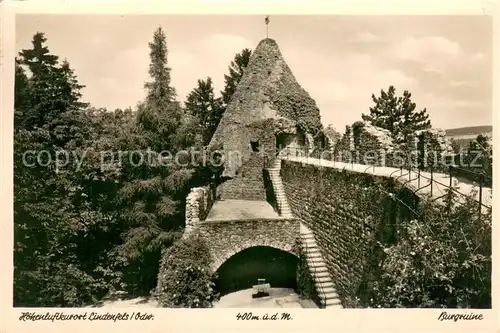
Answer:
[
  {"left": 144, "top": 27, "right": 176, "bottom": 107},
  {"left": 185, "top": 77, "right": 223, "bottom": 145},
  {"left": 16, "top": 32, "right": 88, "bottom": 131},
  {"left": 464, "top": 134, "right": 492, "bottom": 183},
  {"left": 18, "top": 32, "right": 58, "bottom": 77},
  {"left": 14, "top": 33, "right": 109, "bottom": 306},
  {"left": 112, "top": 27, "right": 196, "bottom": 294},
  {"left": 137, "top": 27, "right": 181, "bottom": 151},
  {"left": 362, "top": 86, "right": 431, "bottom": 146},
  {"left": 220, "top": 48, "right": 252, "bottom": 106}
]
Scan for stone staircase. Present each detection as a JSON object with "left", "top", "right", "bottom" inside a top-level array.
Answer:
[
  {"left": 267, "top": 158, "right": 293, "bottom": 218},
  {"left": 267, "top": 156, "right": 342, "bottom": 308},
  {"left": 300, "top": 223, "right": 343, "bottom": 308}
]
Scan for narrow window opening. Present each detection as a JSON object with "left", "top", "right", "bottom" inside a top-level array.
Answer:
[{"left": 250, "top": 140, "right": 260, "bottom": 152}]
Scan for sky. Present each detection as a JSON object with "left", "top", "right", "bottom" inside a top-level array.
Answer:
[{"left": 15, "top": 14, "right": 492, "bottom": 131}]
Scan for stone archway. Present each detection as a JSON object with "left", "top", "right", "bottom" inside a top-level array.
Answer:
[{"left": 214, "top": 245, "right": 298, "bottom": 296}]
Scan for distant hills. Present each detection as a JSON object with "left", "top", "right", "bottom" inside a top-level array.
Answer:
[
  {"left": 444, "top": 125, "right": 492, "bottom": 149},
  {"left": 445, "top": 125, "right": 492, "bottom": 137}
]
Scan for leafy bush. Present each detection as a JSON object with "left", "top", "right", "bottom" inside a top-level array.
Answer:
[
  {"left": 365, "top": 188, "right": 491, "bottom": 308},
  {"left": 155, "top": 234, "right": 219, "bottom": 308}
]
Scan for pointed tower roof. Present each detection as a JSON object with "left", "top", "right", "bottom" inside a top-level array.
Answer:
[{"left": 210, "top": 38, "right": 322, "bottom": 177}]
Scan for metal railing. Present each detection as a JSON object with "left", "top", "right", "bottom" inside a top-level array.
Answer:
[
  {"left": 382, "top": 162, "right": 492, "bottom": 226},
  {"left": 287, "top": 151, "right": 493, "bottom": 215}
]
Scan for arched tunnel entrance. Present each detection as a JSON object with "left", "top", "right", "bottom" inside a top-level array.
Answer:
[{"left": 214, "top": 246, "right": 298, "bottom": 297}]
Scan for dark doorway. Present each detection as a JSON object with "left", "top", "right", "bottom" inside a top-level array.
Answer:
[
  {"left": 276, "top": 133, "right": 286, "bottom": 151},
  {"left": 215, "top": 246, "right": 298, "bottom": 296},
  {"left": 250, "top": 140, "right": 260, "bottom": 152}
]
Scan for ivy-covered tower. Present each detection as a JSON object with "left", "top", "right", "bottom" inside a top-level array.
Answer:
[{"left": 210, "top": 38, "right": 323, "bottom": 183}]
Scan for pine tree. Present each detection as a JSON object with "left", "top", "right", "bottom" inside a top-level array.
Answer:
[
  {"left": 362, "top": 85, "right": 431, "bottom": 145},
  {"left": 138, "top": 27, "right": 181, "bottom": 151},
  {"left": 16, "top": 33, "right": 88, "bottom": 131},
  {"left": 18, "top": 32, "right": 58, "bottom": 77},
  {"left": 144, "top": 27, "right": 176, "bottom": 107},
  {"left": 114, "top": 27, "right": 196, "bottom": 294},
  {"left": 220, "top": 48, "right": 252, "bottom": 106},
  {"left": 185, "top": 77, "right": 223, "bottom": 145}
]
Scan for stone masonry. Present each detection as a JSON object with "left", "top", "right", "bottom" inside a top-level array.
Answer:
[
  {"left": 280, "top": 160, "right": 381, "bottom": 301},
  {"left": 183, "top": 185, "right": 216, "bottom": 239},
  {"left": 218, "top": 152, "right": 267, "bottom": 201},
  {"left": 196, "top": 218, "right": 299, "bottom": 272}
]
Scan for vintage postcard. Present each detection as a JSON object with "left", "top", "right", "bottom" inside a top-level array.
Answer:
[{"left": 0, "top": 0, "right": 498, "bottom": 332}]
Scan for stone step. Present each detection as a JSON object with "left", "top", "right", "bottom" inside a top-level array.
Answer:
[
  {"left": 311, "top": 266, "right": 328, "bottom": 273},
  {"left": 312, "top": 270, "right": 330, "bottom": 278},
  {"left": 325, "top": 303, "right": 344, "bottom": 309},
  {"left": 307, "top": 261, "right": 327, "bottom": 268},
  {"left": 321, "top": 290, "right": 340, "bottom": 299},
  {"left": 316, "top": 276, "right": 333, "bottom": 283},
  {"left": 317, "top": 285, "right": 337, "bottom": 294},
  {"left": 304, "top": 246, "right": 320, "bottom": 252},
  {"left": 305, "top": 249, "right": 321, "bottom": 257},
  {"left": 308, "top": 261, "right": 325, "bottom": 268},
  {"left": 323, "top": 296, "right": 342, "bottom": 303},
  {"left": 306, "top": 252, "right": 322, "bottom": 259},
  {"left": 324, "top": 298, "right": 343, "bottom": 307},
  {"left": 302, "top": 243, "right": 318, "bottom": 250},
  {"left": 303, "top": 240, "right": 318, "bottom": 247},
  {"left": 316, "top": 281, "right": 336, "bottom": 290},
  {"left": 307, "top": 251, "right": 323, "bottom": 262}
]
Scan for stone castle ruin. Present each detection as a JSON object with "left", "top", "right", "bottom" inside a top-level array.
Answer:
[{"left": 157, "top": 37, "right": 490, "bottom": 309}]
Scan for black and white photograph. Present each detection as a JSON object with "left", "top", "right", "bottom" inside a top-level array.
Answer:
[{"left": 8, "top": 11, "right": 493, "bottom": 315}]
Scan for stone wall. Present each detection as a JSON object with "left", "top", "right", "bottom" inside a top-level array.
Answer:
[
  {"left": 218, "top": 152, "right": 267, "bottom": 200},
  {"left": 197, "top": 218, "right": 299, "bottom": 272},
  {"left": 183, "top": 184, "right": 216, "bottom": 238},
  {"left": 280, "top": 160, "right": 418, "bottom": 302}
]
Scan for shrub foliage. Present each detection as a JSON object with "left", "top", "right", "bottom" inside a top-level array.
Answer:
[{"left": 155, "top": 234, "right": 219, "bottom": 308}]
